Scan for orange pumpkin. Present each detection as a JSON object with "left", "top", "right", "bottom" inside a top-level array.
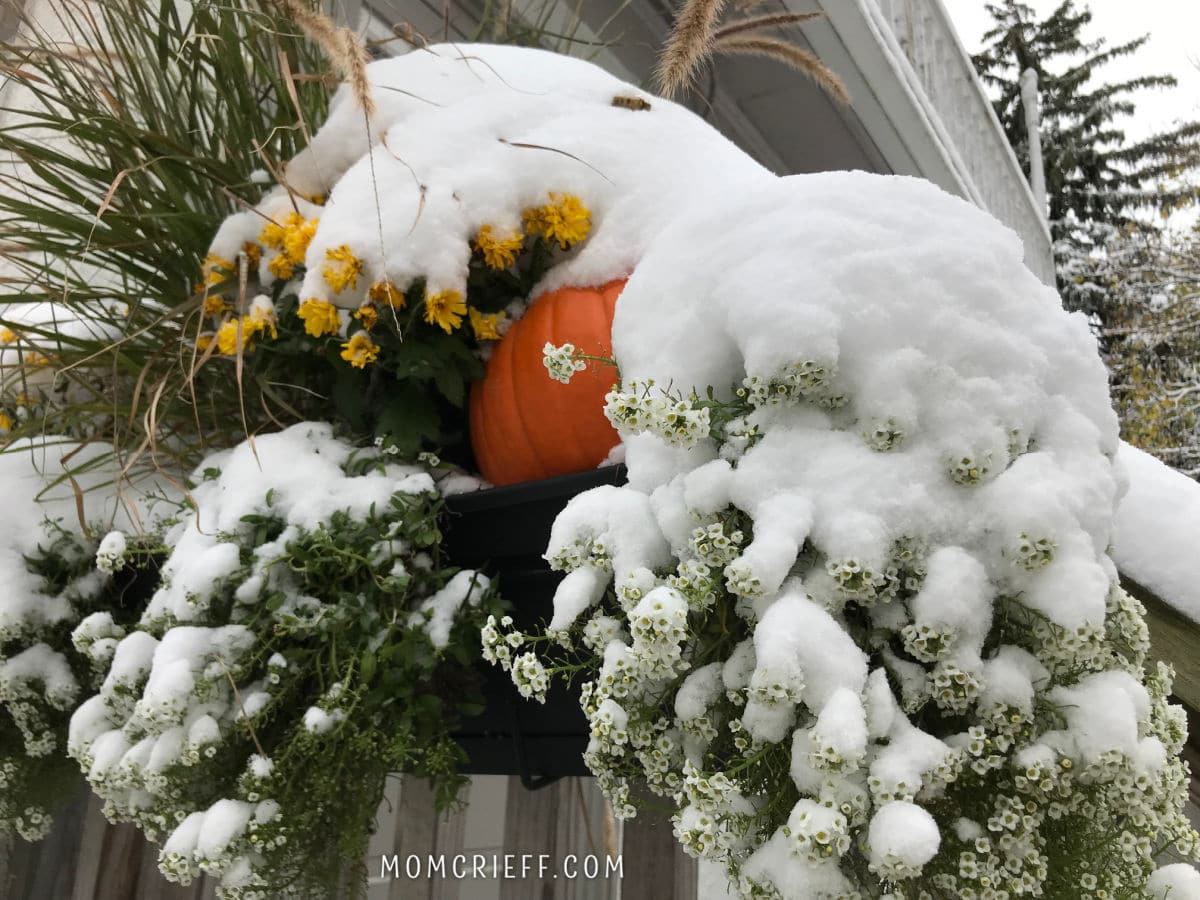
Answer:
[{"left": 470, "top": 279, "right": 626, "bottom": 486}]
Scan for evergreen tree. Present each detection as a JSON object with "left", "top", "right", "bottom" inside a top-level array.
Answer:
[{"left": 972, "top": 0, "right": 1200, "bottom": 315}]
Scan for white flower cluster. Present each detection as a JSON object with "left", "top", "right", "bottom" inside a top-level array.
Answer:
[
  {"left": 94, "top": 530, "right": 128, "bottom": 574},
  {"left": 542, "top": 342, "right": 588, "bottom": 384},
  {"left": 604, "top": 380, "right": 711, "bottom": 448},
  {"left": 495, "top": 175, "right": 1200, "bottom": 898}
]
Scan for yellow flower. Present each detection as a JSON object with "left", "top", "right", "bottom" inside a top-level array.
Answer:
[
  {"left": 216, "top": 318, "right": 250, "bottom": 356},
  {"left": 0, "top": 412, "right": 12, "bottom": 432},
  {"left": 322, "top": 245, "right": 363, "bottom": 294},
  {"left": 368, "top": 281, "right": 405, "bottom": 309},
  {"left": 340, "top": 332, "right": 380, "bottom": 369},
  {"left": 259, "top": 212, "right": 301, "bottom": 249},
  {"left": 469, "top": 307, "right": 505, "bottom": 341},
  {"left": 523, "top": 193, "right": 591, "bottom": 248},
  {"left": 282, "top": 217, "right": 318, "bottom": 264},
  {"left": 242, "top": 241, "right": 261, "bottom": 271},
  {"left": 201, "top": 253, "right": 234, "bottom": 286},
  {"left": 26, "top": 353, "right": 51, "bottom": 368},
  {"left": 475, "top": 224, "right": 524, "bottom": 269},
  {"left": 247, "top": 297, "right": 278, "bottom": 341},
  {"left": 297, "top": 298, "right": 341, "bottom": 338},
  {"left": 196, "top": 334, "right": 214, "bottom": 353},
  {"left": 423, "top": 289, "right": 467, "bottom": 334},
  {"left": 203, "top": 295, "right": 230, "bottom": 318},
  {"left": 0, "top": 327, "right": 16, "bottom": 344},
  {"left": 354, "top": 305, "right": 378, "bottom": 331},
  {"left": 267, "top": 253, "right": 295, "bottom": 281}
]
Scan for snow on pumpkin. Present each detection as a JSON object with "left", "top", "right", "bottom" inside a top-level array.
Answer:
[{"left": 488, "top": 173, "right": 1200, "bottom": 897}]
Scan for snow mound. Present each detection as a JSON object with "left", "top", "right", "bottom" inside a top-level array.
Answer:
[{"left": 207, "top": 44, "right": 770, "bottom": 309}]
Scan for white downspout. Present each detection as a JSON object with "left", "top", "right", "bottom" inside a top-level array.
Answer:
[{"left": 1019, "top": 67, "right": 1047, "bottom": 216}]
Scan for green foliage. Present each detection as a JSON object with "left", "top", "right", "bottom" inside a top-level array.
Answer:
[
  {"left": 1062, "top": 221, "right": 1200, "bottom": 477},
  {"left": 68, "top": 448, "right": 506, "bottom": 898},
  {"left": 0, "top": 0, "right": 329, "bottom": 471}
]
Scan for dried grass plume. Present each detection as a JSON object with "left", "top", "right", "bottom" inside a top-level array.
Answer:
[
  {"left": 272, "top": 0, "right": 376, "bottom": 117},
  {"left": 654, "top": 2, "right": 848, "bottom": 105}
]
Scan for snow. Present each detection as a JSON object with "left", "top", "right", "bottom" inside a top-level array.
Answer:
[
  {"left": 866, "top": 800, "right": 941, "bottom": 871},
  {"left": 144, "top": 422, "right": 432, "bottom": 623},
  {"left": 408, "top": 568, "right": 489, "bottom": 648},
  {"left": 521, "top": 163, "right": 1185, "bottom": 893},
  {"left": 1149, "top": 864, "right": 1200, "bottom": 899},
  {"left": 0, "top": 438, "right": 170, "bottom": 639},
  {"left": 1113, "top": 443, "right": 1200, "bottom": 622},
  {"left": 208, "top": 44, "right": 770, "bottom": 311}
]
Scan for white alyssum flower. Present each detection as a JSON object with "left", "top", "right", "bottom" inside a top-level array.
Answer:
[
  {"left": 543, "top": 342, "right": 587, "bottom": 384},
  {"left": 95, "top": 531, "right": 128, "bottom": 574}
]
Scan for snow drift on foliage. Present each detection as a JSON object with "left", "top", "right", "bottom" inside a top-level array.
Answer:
[
  {"left": 207, "top": 43, "right": 770, "bottom": 309},
  {"left": 1113, "top": 443, "right": 1200, "bottom": 623},
  {"left": 510, "top": 172, "right": 1199, "bottom": 897}
]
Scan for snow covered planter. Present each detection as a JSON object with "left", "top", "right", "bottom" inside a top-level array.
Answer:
[
  {"left": 68, "top": 424, "right": 501, "bottom": 897},
  {"left": 486, "top": 173, "right": 1200, "bottom": 898}
]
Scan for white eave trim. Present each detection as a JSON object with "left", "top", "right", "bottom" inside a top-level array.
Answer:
[{"left": 799, "top": 0, "right": 1051, "bottom": 244}]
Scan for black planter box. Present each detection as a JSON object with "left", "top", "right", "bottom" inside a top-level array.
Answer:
[{"left": 443, "top": 465, "right": 626, "bottom": 784}]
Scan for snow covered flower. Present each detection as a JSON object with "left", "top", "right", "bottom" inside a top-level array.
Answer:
[
  {"left": 95, "top": 531, "right": 128, "bottom": 574},
  {"left": 367, "top": 280, "right": 405, "bottom": 309},
  {"left": 246, "top": 295, "right": 277, "bottom": 340},
  {"left": 296, "top": 298, "right": 341, "bottom": 338},
  {"left": 523, "top": 192, "right": 591, "bottom": 248},
  {"left": 201, "top": 253, "right": 234, "bottom": 286},
  {"left": 543, "top": 342, "right": 587, "bottom": 383},
  {"left": 321, "top": 244, "right": 362, "bottom": 294},
  {"left": 474, "top": 224, "right": 524, "bottom": 269},
  {"left": 423, "top": 289, "right": 467, "bottom": 333},
  {"left": 339, "top": 332, "right": 380, "bottom": 369},
  {"left": 0, "top": 326, "right": 17, "bottom": 343}
]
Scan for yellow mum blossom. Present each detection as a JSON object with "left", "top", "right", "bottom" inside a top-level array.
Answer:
[
  {"left": 523, "top": 193, "right": 591, "bottom": 248},
  {"left": 469, "top": 307, "right": 505, "bottom": 341},
  {"left": 26, "top": 353, "right": 51, "bottom": 368},
  {"left": 0, "top": 411, "right": 11, "bottom": 432},
  {"left": 216, "top": 319, "right": 249, "bottom": 356},
  {"left": 201, "top": 253, "right": 234, "bottom": 286},
  {"left": 268, "top": 254, "right": 295, "bottom": 281},
  {"left": 282, "top": 217, "right": 318, "bottom": 265},
  {"left": 203, "top": 295, "right": 230, "bottom": 318},
  {"left": 242, "top": 241, "right": 261, "bottom": 270},
  {"left": 354, "top": 305, "right": 378, "bottom": 331},
  {"left": 0, "top": 327, "right": 16, "bottom": 344},
  {"left": 259, "top": 211, "right": 301, "bottom": 249},
  {"left": 368, "top": 281, "right": 405, "bottom": 309},
  {"left": 475, "top": 225, "right": 524, "bottom": 269},
  {"left": 340, "top": 332, "right": 380, "bottom": 369},
  {"left": 424, "top": 289, "right": 467, "bottom": 334},
  {"left": 247, "top": 297, "right": 278, "bottom": 341},
  {"left": 196, "top": 333, "right": 214, "bottom": 353},
  {"left": 297, "top": 298, "right": 341, "bottom": 338},
  {"left": 322, "top": 245, "right": 363, "bottom": 294}
]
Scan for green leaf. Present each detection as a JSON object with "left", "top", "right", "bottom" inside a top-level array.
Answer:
[{"left": 360, "top": 650, "right": 377, "bottom": 685}]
